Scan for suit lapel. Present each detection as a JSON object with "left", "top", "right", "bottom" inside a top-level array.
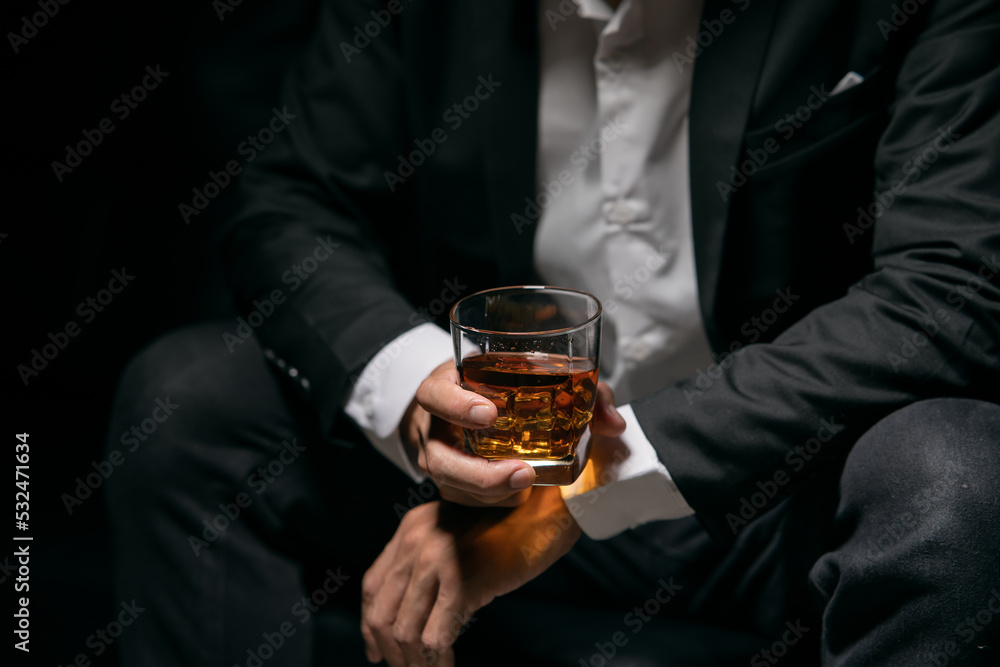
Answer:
[
  {"left": 475, "top": 1, "right": 542, "bottom": 285},
  {"left": 689, "top": 0, "right": 781, "bottom": 346},
  {"left": 472, "top": 0, "right": 782, "bottom": 318}
]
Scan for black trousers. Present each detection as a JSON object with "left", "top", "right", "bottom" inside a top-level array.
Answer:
[{"left": 105, "top": 322, "right": 1000, "bottom": 666}]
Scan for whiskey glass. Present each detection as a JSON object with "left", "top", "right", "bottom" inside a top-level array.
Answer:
[{"left": 449, "top": 286, "right": 602, "bottom": 485}]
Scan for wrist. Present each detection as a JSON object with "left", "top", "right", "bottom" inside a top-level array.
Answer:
[
  {"left": 533, "top": 485, "right": 578, "bottom": 524},
  {"left": 517, "top": 487, "right": 581, "bottom": 563}
]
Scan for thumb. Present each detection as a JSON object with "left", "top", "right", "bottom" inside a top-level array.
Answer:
[{"left": 416, "top": 364, "right": 498, "bottom": 429}]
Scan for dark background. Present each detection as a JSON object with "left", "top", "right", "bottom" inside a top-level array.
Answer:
[{"left": 4, "top": 1, "right": 320, "bottom": 663}]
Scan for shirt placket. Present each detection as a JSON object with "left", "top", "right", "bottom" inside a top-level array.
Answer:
[{"left": 594, "top": 1, "right": 648, "bottom": 231}]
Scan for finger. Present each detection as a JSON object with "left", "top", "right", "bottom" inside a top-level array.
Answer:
[
  {"left": 417, "top": 419, "right": 464, "bottom": 478},
  {"left": 360, "top": 622, "right": 381, "bottom": 664},
  {"left": 589, "top": 382, "right": 626, "bottom": 437},
  {"left": 392, "top": 565, "right": 441, "bottom": 666},
  {"left": 424, "top": 439, "right": 535, "bottom": 499},
  {"left": 433, "top": 647, "right": 456, "bottom": 667},
  {"left": 438, "top": 485, "right": 532, "bottom": 508},
  {"left": 417, "top": 370, "right": 498, "bottom": 429},
  {"left": 417, "top": 643, "right": 455, "bottom": 667},
  {"left": 368, "top": 561, "right": 415, "bottom": 667},
  {"left": 361, "top": 530, "right": 404, "bottom": 664},
  {"left": 361, "top": 519, "right": 406, "bottom": 613},
  {"left": 402, "top": 400, "right": 432, "bottom": 454},
  {"left": 362, "top": 508, "right": 438, "bottom": 666},
  {"left": 422, "top": 591, "right": 470, "bottom": 665}
]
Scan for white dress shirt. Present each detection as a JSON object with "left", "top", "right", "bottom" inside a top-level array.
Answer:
[{"left": 346, "top": 0, "right": 709, "bottom": 539}]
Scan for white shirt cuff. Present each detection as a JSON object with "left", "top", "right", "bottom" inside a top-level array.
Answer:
[
  {"left": 561, "top": 404, "right": 694, "bottom": 540},
  {"left": 343, "top": 323, "right": 454, "bottom": 482}
]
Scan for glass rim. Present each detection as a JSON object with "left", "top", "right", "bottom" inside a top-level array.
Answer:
[{"left": 449, "top": 285, "right": 603, "bottom": 337}]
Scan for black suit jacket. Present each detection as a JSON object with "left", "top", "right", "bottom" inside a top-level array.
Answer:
[{"left": 223, "top": 0, "right": 1000, "bottom": 540}]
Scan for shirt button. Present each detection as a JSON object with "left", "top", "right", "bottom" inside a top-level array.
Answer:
[
  {"left": 288, "top": 367, "right": 299, "bottom": 378},
  {"left": 606, "top": 202, "right": 635, "bottom": 225},
  {"left": 300, "top": 378, "right": 310, "bottom": 391}
]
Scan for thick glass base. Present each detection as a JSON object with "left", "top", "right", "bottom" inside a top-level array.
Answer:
[{"left": 467, "top": 436, "right": 589, "bottom": 486}]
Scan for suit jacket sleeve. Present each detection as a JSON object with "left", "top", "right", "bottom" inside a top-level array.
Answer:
[
  {"left": 632, "top": 0, "right": 1000, "bottom": 541},
  {"left": 221, "top": 0, "right": 420, "bottom": 436}
]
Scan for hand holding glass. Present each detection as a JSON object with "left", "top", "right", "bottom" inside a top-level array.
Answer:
[{"left": 449, "top": 286, "right": 602, "bottom": 486}]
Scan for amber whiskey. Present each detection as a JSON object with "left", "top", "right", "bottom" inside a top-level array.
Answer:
[{"left": 459, "top": 353, "right": 598, "bottom": 460}]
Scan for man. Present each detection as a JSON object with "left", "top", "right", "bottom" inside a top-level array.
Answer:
[{"left": 106, "top": 0, "right": 1000, "bottom": 665}]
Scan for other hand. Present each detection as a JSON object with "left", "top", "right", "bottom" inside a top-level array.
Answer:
[
  {"left": 402, "top": 361, "right": 625, "bottom": 507},
  {"left": 360, "top": 486, "right": 581, "bottom": 666}
]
